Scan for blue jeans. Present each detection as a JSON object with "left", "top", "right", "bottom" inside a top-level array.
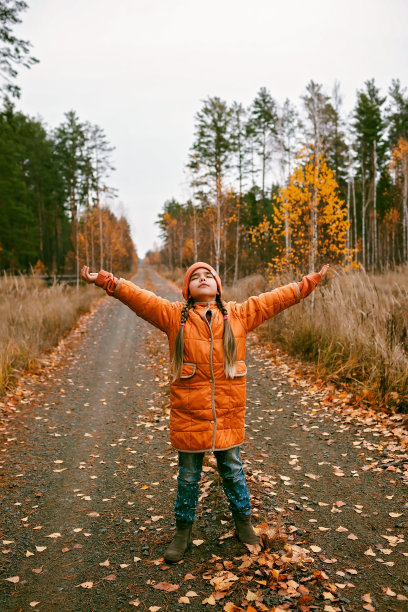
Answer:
[{"left": 174, "top": 446, "right": 251, "bottom": 523}]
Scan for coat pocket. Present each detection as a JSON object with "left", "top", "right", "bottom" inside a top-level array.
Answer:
[
  {"left": 234, "top": 360, "right": 247, "bottom": 377},
  {"left": 180, "top": 362, "right": 196, "bottom": 379}
]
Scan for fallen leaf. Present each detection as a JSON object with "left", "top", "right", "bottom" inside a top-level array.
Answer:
[
  {"left": 223, "top": 603, "right": 244, "bottom": 612},
  {"left": 25, "top": 550, "right": 35, "bottom": 557},
  {"left": 383, "top": 587, "right": 396, "bottom": 596},
  {"left": 178, "top": 596, "right": 190, "bottom": 603},
  {"left": 29, "top": 603, "right": 40, "bottom": 608},
  {"left": 348, "top": 533, "right": 358, "bottom": 540},
  {"left": 129, "top": 600, "right": 140, "bottom": 607},
  {"left": 5, "top": 576, "right": 19, "bottom": 583},
  {"left": 149, "top": 607, "right": 161, "bottom": 612},
  {"left": 246, "top": 590, "right": 257, "bottom": 601},
  {"left": 310, "top": 545, "right": 321, "bottom": 552},
  {"left": 99, "top": 559, "right": 110, "bottom": 567},
  {"left": 152, "top": 582, "right": 179, "bottom": 592},
  {"left": 202, "top": 595, "right": 216, "bottom": 605},
  {"left": 192, "top": 539, "right": 204, "bottom": 546},
  {"left": 321, "top": 557, "right": 337, "bottom": 564},
  {"left": 364, "top": 548, "right": 376, "bottom": 557},
  {"left": 389, "top": 513, "right": 402, "bottom": 518},
  {"left": 76, "top": 581, "right": 93, "bottom": 588},
  {"left": 185, "top": 590, "right": 198, "bottom": 597},
  {"left": 32, "top": 567, "right": 43, "bottom": 574},
  {"left": 46, "top": 532, "right": 61, "bottom": 539},
  {"left": 87, "top": 512, "right": 100, "bottom": 517},
  {"left": 103, "top": 574, "right": 116, "bottom": 581}
]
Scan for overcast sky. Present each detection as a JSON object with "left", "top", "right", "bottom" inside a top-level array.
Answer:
[{"left": 14, "top": 0, "right": 408, "bottom": 258}]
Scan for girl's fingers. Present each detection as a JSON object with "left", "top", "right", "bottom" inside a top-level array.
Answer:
[{"left": 80, "top": 265, "right": 95, "bottom": 283}]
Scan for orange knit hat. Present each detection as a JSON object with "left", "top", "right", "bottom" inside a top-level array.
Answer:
[{"left": 182, "top": 262, "right": 222, "bottom": 300}]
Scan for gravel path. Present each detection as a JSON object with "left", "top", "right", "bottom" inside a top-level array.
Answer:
[{"left": 0, "top": 265, "right": 407, "bottom": 612}]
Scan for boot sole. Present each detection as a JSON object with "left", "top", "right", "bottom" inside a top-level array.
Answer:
[{"left": 164, "top": 541, "right": 192, "bottom": 564}]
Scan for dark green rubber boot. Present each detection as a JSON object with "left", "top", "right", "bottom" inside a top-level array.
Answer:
[
  {"left": 232, "top": 512, "right": 260, "bottom": 545},
  {"left": 164, "top": 520, "right": 193, "bottom": 563}
]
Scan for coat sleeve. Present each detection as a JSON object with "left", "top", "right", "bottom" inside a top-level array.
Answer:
[
  {"left": 238, "top": 272, "right": 322, "bottom": 332},
  {"left": 94, "top": 270, "right": 177, "bottom": 333}
]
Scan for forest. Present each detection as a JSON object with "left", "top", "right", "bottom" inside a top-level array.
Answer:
[
  {"left": 151, "top": 80, "right": 408, "bottom": 282},
  {"left": 0, "top": 103, "right": 137, "bottom": 275}
]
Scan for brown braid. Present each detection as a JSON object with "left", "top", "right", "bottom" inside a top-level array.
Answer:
[
  {"left": 172, "top": 297, "right": 194, "bottom": 381},
  {"left": 216, "top": 294, "right": 237, "bottom": 378}
]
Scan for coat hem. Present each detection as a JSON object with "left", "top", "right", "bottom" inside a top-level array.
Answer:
[{"left": 171, "top": 441, "right": 243, "bottom": 453}]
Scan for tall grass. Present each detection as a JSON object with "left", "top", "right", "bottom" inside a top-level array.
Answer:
[
  {"left": 224, "top": 266, "right": 408, "bottom": 413},
  {"left": 0, "top": 274, "right": 98, "bottom": 395}
]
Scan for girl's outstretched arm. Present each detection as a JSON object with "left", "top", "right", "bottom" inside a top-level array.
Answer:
[
  {"left": 237, "top": 264, "right": 329, "bottom": 333},
  {"left": 81, "top": 266, "right": 179, "bottom": 333}
]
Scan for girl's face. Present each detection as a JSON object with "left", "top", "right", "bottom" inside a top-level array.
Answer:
[{"left": 188, "top": 268, "right": 218, "bottom": 301}]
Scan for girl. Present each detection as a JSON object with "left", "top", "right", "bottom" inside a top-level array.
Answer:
[{"left": 81, "top": 261, "right": 329, "bottom": 563}]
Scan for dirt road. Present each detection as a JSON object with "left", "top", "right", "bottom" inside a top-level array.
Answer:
[{"left": 1, "top": 266, "right": 407, "bottom": 611}]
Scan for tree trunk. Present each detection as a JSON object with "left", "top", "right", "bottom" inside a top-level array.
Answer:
[
  {"left": 346, "top": 179, "right": 351, "bottom": 262},
  {"left": 403, "top": 160, "right": 408, "bottom": 262},
  {"left": 215, "top": 172, "right": 222, "bottom": 274},
  {"left": 91, "top": 219, "right": 95, "bottom": 270},
  {"left": 99, "top": 204, "right": 104, "bottom": 269},
  {"left": 284, "top": 200, "right": 290, "bottom": 266},
  {"left": 362, "top": 169, "right": 367, "bottom": 269},
  {"left": 352, "top": 177, "right": 357, "bottom": 261},
  {"left": 234, "top": 199, "right": 240, "bottom": 285},
  {"left": 193, "top": 205, "right": 198, "bottom": 261},
  {"left": 373, "top": 140, "right": 378, "bottom": 269},
  {"left": 310, "top": 154, "right": 319, "bottom": 272}
]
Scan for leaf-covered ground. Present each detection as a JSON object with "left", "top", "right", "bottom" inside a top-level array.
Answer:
[{"left": 0, "top": 266, "right": 407, "bottom": 612}]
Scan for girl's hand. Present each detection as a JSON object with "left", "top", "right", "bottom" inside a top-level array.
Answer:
[
  {"left": 81, "top": 265, "right": 98, "bottom": 284},
  {"left": 318, "top": 264, "right": 330, "bottom": 278}
]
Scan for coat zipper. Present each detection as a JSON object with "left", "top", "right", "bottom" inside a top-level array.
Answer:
[{"left": 200, "top": 310, "right": 217, "bottom": 451}]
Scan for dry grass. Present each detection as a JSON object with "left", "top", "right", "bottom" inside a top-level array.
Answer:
[
  {"left": 226, "top": 266, "right": 408, "bottom": 413},
  {"left": 0, "top": 274, "right": 98, "bottom": 395}
]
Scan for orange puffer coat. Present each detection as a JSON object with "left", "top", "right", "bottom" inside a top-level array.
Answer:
[{"left": 95, "top": 271, "right": 321, "bottom": 452}]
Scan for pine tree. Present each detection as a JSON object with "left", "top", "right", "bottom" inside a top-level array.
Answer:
[
  {"left": 189, "top": 97, "right": 232, "bottom": 273},
  {"left": 247, "top": 87, "right": 278, "bottom": 207},
  {"left": 0, "top": 0, "right": 38, "bottom": 98},
  {"left": 353, "top": 79, "right": 387, "bottom": 269}
]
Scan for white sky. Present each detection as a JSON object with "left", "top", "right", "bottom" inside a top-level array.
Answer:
[{"left": 14, "top": 0, "right": 408, "bottom": 258}]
